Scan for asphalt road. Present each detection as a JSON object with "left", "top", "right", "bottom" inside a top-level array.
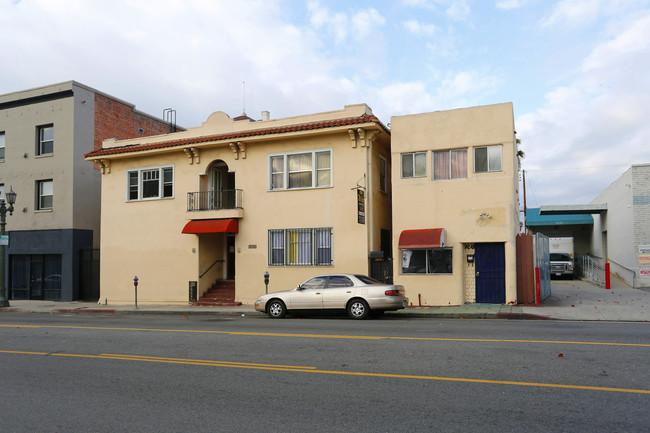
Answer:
[{"left": 0, "top": 313, "right": 648, "bottom": 433}]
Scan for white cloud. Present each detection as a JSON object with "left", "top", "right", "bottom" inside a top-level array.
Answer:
[
  {"left": 402, "top": 19, "right": 439, "bottom": 36},
  {"left": 517, "top": 11, "right": 650, "bottom": 205},
  {"left": 495, "top": 0, "right": 529, "bottom": 10},
  {"left": 307, "top": 1, "right": 385, "bottom": 43},
  {"left": 539, "top": 0, "right": 601, "bottom": 28}
]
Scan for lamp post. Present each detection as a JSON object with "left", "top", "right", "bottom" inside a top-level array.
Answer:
[{"left": 0, "top": 186, "right": 17, "bottom": 307}]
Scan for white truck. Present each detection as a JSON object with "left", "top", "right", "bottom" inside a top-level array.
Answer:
[{"left": 549, "top": 237, "right": 575, "bottom": 279}]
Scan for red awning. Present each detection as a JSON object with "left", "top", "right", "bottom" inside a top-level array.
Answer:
[
  {"left": 182, "top": 219, "right": 239, "bottom": 234},
  {"left": 398, "top": 228, "right": 445, "bottom": 249}
]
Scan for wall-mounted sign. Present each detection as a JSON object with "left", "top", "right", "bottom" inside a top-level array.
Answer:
[
  {"left": 0, "top": 235, "right": 8, "bottom": 246},
  {"left": 640, "top": 245, "right": 650, "bottom": 264},
  {"left": 357, "top": 189, "right": 365, "bottom": 224}
]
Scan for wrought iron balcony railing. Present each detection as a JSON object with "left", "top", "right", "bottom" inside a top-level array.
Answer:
[{"left": 187, "top": 190, "right": 243, "bottom": 211}]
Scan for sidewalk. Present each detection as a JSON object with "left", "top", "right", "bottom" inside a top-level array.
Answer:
[{"left": 1, "top": 279, "right": 648, "bottom": 322}]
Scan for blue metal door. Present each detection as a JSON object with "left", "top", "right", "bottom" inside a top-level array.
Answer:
[{"left": 475, "top": 243, "right": 505, "bottom": 303}]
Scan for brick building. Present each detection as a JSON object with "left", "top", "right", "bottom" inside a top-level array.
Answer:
[{"left": 0, "top": 81, "right": 176, "bottom": 301}]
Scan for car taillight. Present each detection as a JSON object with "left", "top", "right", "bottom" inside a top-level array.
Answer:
[{"left": 385, "top": 290, "right": 400, "bottom": 296}]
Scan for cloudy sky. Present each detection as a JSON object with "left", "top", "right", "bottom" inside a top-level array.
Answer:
[{"left": 2, "top": 0, "right": 649, "bottom": 207}]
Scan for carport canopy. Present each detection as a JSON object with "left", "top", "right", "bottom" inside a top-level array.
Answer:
[{"left": 182, "top": 218, "right": 239, "bottom": 234}]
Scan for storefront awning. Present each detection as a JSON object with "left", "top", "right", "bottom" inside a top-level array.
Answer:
[
  {"left": 398, "top": 228, "right": 445, "bottom": 249},
  {"left": 182, "top": 218, "right": 239, "bottom": 234}
]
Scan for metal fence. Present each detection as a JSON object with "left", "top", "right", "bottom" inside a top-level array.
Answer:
[
  {"left": 533, "top": 233, "right": 551, "bottom": 302},
  {"left": 578, "top": 255, "right": 606, "bottom": 287},
  {"left": 187, "top": 190, "right": 243, "bottom": 211}
]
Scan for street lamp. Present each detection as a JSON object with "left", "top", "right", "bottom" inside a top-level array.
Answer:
[{"left": 0, "top": 186, "right": 17, "bottom": 307}]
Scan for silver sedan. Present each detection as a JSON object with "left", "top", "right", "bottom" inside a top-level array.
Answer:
[{"left": 255, "top": 274, "right": 408, "bottom": 319}]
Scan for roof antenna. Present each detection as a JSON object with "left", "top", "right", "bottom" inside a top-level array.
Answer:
[{"left": 242, "top": 81, "right": 246, "bottom": 116}]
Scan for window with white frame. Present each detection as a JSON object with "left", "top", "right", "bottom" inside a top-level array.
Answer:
[
  {"left": 401, "top": 248, "right": 452, "bottom": 274},
  {"left": 269, "top": 149, "right": 332, "bottom": 190},
  {"left": 268, "top": 227, "right": 333, "bottom": 266},
  {"left": 378, "top": 155, "right": 388, "bottom": 192},
  {"left": 401, "top": 151, "right": 426, "bottom": 178},
  {"left": 127, "top": 166, "right": 174, "bottom": 201},
  {"left": 37, "top": 125, "right": 54, "bottom": 156},
  {"left": 0, "top": 131, "right": 5, "bottom": 159},
  {"left": 474, "top": 145, "right": 502, "bottom": 173},
  {"left": 433, "top": 149, "right": 467, "bottom": 180},
  {"left": 37, "top": 179, "right": 53, "bottom": 210}
]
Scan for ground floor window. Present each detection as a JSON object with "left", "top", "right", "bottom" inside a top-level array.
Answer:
[
  {"left": 401, "top": 248, "right": 452, "bottom": 274},
  {"left": 268, "top": 227, "right": 333, "bottom": 266},
  {"left": 10, "top": 254, "right": 62, "bottom": 300}
]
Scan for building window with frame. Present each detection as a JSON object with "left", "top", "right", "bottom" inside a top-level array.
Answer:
[
  {"left": 401, "top": 248, "right": 452, "bottom": 274},
  {"left": 268, "top": 149, "right": 332, "bottom": 191},
  {"left": 433, "top": 149, "right": 467, "bottom": 180},
  {"left": 37, "top": 179, "right": 53, "bottom": 210},
  {"left": 378, "top": 155, "right": 388, "bottom": 192},
  {"left": 474, "top": 145, "right": 502, "bottom": 173},
  {"left": 127, "top": 166, "right": 174, "bottom": 201},
  {"left": 37, "top": 125, "right": 54, "bottom": 156},
  {"left": 0, "top": 131, "right": 5, "bottom": 160},
  {"left": 268, "top": 227, "right": 333, "bottom": 266},
  {"left": 0, "top": 184, "right": 4, "bottom": 200},
  {"left": 401, "top": 151, "right": 426, "bottom": 178}
]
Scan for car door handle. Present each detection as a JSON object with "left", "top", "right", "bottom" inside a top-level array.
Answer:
[{"left": 315, "top": 292, "right": 321, "bottom": 295}]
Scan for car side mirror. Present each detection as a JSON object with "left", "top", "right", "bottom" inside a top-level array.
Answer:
[{"left": 296, "top": 285, "right": 304, "bottom": 291}]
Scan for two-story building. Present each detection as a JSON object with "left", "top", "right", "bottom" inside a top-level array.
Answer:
[
  {"left": 390, "top": 103, "right": 520, "bottom": 306},
  {"left": 0, "top": 81, "right": 174, "bottom": 301},
  {"left": 84, "top": 104, "right": 391, "bottom": 305}
]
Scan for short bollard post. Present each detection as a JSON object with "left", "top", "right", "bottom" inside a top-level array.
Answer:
[
  {"left": 605, "top": 263, "right": 611, "bottom": 290},
  {"left": 133, "top": 276, "right": 139, "bottom": 309},
  {"left": 264, "top": 271, "right": 270, "bottom": 294}
]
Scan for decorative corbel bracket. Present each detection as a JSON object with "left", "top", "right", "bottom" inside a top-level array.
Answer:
[
  {"left": 98, "top": 159, "right": 111, "bottom": 174},
  {"left": 367, "top": 130, "right": 380, "bottom": 146},
  {"left": 184, "top": 148, "right": 193, "bottom": 164},
  {"left": 357, "top": 128, "right": 366, "bottom": 147},
  {"left": 237, "top": 142, "right": 246, "bottom": 159},
  {"left": 183, "top": 148, "right": 200, "bottom": 164},
  {"left": 348, "top": 129, "right": 357, "bottom": 148},
  {"left": 229, "top": 142, "right": 240, "bottom": 160}
]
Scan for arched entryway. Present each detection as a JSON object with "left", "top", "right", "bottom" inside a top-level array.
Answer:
[{"left": 208, "top": 160, "right": 236, "bottom": 209}]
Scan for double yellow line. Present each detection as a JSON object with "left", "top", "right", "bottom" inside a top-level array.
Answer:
[{"left": 1, "top": 349, "right": 649, "bottom": 395}]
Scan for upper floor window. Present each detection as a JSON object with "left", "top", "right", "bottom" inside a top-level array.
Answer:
[
  {"left": 37, "top": 179, "right": 53, "bottom": 210},
  {"left": 268, "top": 227, "right": 333, "bottom": 266},
  {"left": 37, "top": 125, "right": 54, "bottom": 156},
  {"left": 474, "top": 145, "right": 502, "bottom": 173},
  {"left": 0, "top": 131, "right": 5, "bottom": 160},
  {"left": 433, "top": 149, "right": 467, "bottom": 180},
  {"left": 269, "top": 149, "right": 332, "bottom": 190},
  {"left": 401, "top": 151, "right": 426, "bottom": 178},
  {"left": 127, "top": 166, "right": 174, "bottom": 201},
  {"left": 378, "top": 155, "right": 388, "bottom": 192}
]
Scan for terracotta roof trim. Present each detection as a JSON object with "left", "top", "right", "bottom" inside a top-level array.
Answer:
[{"left": 86, "top": 113, "right": 388, "bottom": 158}]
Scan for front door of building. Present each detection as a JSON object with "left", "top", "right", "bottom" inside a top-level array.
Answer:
[
  {"left": 226, "top": 236, "right": 235, "bottom": 279},
  {"left": 10, "top": 254, "right": 62, "bottom": 300},
  {"left": 475, "top": 243, "right": 505, "bottom": 303}
]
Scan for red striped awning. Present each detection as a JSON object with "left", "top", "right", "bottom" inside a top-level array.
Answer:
[
  {"left": 182, "top": 219, "right": 239, "bottom": 234},
  {"left": 398, "top": 228, "right": 445, "bottom": 249}
]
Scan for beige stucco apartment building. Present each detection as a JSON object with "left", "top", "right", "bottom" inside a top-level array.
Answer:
[
  {"left": 390, "top": 103, "right": 519, "bottom": 306},
  {"left": 85, "top": 104, "right": 391, "bottom": 305}
]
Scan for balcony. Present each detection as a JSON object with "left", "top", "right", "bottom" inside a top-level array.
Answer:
[{"left": 187, "top": 190, "right": 244, "bottom": 219}]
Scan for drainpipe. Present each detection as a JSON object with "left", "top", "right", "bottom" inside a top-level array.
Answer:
[{"left": 365, "top": 130, "right": 377, "bottom": 253}]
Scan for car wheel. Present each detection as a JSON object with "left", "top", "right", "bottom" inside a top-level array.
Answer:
[
  {"left": 267, "top": 300, "right": 286, "bottom": 319},
  {"left": 347, "top": 299, "right": 370, "bottom": 320}
]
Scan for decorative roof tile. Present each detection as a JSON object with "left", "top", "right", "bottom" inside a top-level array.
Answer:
[{"left": 85, "top": 113, "right": 387, "bottom": 158}]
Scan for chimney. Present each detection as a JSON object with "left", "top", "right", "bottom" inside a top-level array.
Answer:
[{"left": 261, "top": 110, "right": 270, "bottom": 121}]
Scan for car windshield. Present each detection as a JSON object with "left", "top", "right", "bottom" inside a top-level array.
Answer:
[
  {"left": 354, "top": 275, "right": 381, "bottom": 285},
  {"left": 550, "top": 253, "right": 572, "bottom": 261}
]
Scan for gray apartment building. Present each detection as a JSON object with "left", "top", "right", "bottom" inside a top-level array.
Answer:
[{"left": 0, "top": 81, "right": 174, "bottom": 301}]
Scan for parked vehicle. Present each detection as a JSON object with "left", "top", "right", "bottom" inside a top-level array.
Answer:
[
  {"left": 255, "top": 274, "right": 408, "bottom": 319},
  {"left": 549, "top": 237, "right": 574, "bottom": 279}
]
